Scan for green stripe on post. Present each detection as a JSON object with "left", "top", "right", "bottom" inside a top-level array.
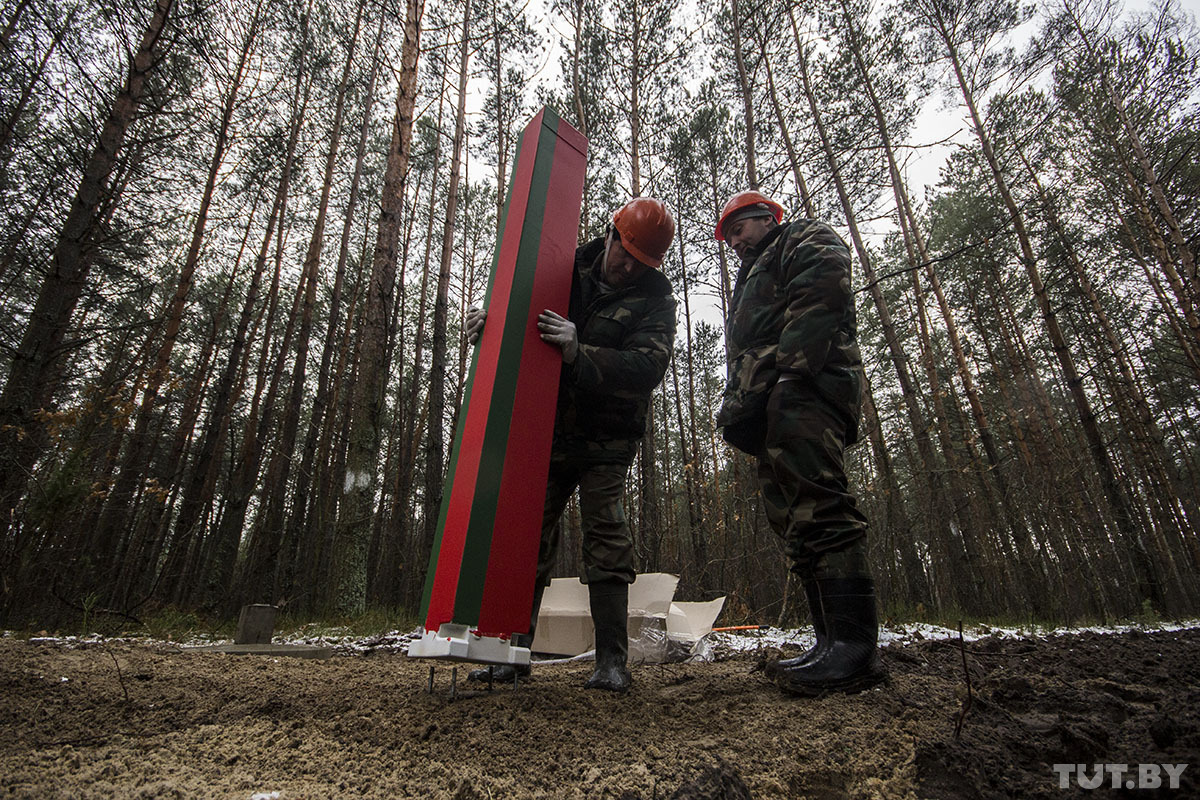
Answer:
[
  {"left": 417, "top": 121, "right": 528, "bottom": 620},
  {"left": 450, "top": 114, "right": 560, "bottom": 622}
]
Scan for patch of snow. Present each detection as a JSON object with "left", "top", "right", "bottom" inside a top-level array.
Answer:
[
  {"left": 708, "top": 619, "right": 1200, "bottom": 654},
  {"left": 8, "top": 619, "right": 1198, "bottom": 656},
  {"left": 280, "top": 627, "right": 419, "bottom": 656},
  {"left": 249, "top": 792, "right": 281, "bottom": 800}
]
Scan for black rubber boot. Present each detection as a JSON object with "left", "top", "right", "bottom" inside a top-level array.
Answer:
[
  {"left": 584, "top": 579, "right": 631, "bottom": 692},
  {"left": 767, "top": 544, "right": 868, "bottom": 679},
  {"left": 776, "top": 577, "right": 887, "bottom": 696},
  {"left": 467, "top": 582, "right": 545, "bottom": 683},
  {"left": 766, "top": 579, "right": 828, "bottom": 679}
]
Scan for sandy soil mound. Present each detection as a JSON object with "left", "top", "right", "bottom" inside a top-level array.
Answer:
[{"left": 1, "top": 628, "right": 1196, "bottom": 798}]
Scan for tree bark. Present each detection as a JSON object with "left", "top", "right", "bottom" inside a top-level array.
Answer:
[
  {"left": 290, "top": 9, "right": 387, "bottom": 612},
  {"left": 730, "top": 0, "right": 757, "bottom": 188},
  {"left": 420, "top": 0, "right": 472, "bottom": 616},
  {"left": 335, "top": 0, "right": 424, "bottom": 615}
]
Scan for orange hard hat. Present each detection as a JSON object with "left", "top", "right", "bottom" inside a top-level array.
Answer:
[
  {"left": 715, "top": 190, "right": 784, "bottom": 241},
  {"left": 612, "top": 197, "right": 675, "bottom": 268}
]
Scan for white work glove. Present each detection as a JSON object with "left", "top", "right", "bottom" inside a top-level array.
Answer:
[
  {"left": 466, "top": 306, "right": 486, "bottom": 345},
  {"left": 537, "top": 309, "right": 578, "bottom": 364}
]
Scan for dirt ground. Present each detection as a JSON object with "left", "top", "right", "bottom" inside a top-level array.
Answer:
[{"left": 1, "top": 627, "right": 1197, "bottom": 799}]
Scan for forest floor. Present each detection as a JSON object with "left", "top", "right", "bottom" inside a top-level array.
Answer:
[{"left": 1, "top": 623, "right": 1198, "bottom": 799}]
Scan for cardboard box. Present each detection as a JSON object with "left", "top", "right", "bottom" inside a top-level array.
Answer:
[
  {"left": 531, "top": 578, "right": 594, "bottom": 656},
  {"left": 668, "top": 598, "right": 726, "bottom": 641},
  {"left": 530, "top": 573, "right": 725, "bottom": 662}
]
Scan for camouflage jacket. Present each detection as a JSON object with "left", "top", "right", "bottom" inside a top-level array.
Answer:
[
  {"left": 554, "top": 237, "right": 677, "bottom": 465},
  {"left": 717, "top": 219, "right": 863, "bottom": 454}
]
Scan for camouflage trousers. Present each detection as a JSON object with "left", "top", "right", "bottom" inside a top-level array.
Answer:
[
  {"left": 757, "top": 379, "right": 868, "bottom": 577},
  {"left": 534, "top": 451, "right": 636, "bottom": 587}
]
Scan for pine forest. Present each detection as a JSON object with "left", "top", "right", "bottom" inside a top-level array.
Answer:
[{"left": 1, "top": 0, "right": 1197, "bottom": 629}]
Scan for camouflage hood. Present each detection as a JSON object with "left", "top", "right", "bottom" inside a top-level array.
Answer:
[
  {"left": 554, "top": 237, "right": 677, "bottom": 463},
  {"left": 717, "top": 219, "right": 863, "bottom": 454}
]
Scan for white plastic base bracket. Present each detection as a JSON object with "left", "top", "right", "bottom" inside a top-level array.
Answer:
[{"left": 407, "top": 623, "right": 531, "bottom": 666}]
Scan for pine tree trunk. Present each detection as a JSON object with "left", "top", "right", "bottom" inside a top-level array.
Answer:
[
  {"left": 1064, "top": 6, "right": 1199, "bottom": 315},
  {"left": 0, "top": 0, "right": 174, "bottom": 548},
  {"left": 337, "top": 7, "right": 417, "bottom": 611},
  {"left": 0, "top": 0, "right": 32, "bottom": 51},
  {"left": 308, "top": 234, "right": 371, "bottom": 609},
  {"left": 730, "top": 0, "right": 757, "bottom": 188},
  {"left": 0, "top": 6, "right": 75, "bottom": 156},
  {"left": 292, "top": 10, "right": 387, "bottom": 613},
  {"left": 491, "top": 2, "right": 508, "bottom": 221},
  {"left": 421, "top": 0, "right": 472, "bottom": 616},
  {"left": 137, "top": 203, "right": 257, "bottom": 603},
  {"left": 335, "top": 0, "right": 425, "bottom": 616},
  {"left": 1109, "top": 200, "right": 1200, "bottom": 380},
  {"left": 1028, "top": 161, "right": 1199, "bottom": 599},
  {"left": 229, "top": 59, "right": 322, "bottom": 608},
  {"left": 1090, "top": 101, "right": 1200, "bottom": 352},
  {"left": 672, "top": 198, "right": 707, "bottom": 592},
  {"left": 165, "top": 189, "right": 275, "bottom": 604},
  {"left": 397, "top": 96, "right": 444, "bottom": 608},
  {"left": 628, "top": 4, "right": 642, "bottom": 195},
  {"left": 758, "top": 45, "right": 814, "bottom": 217},
  {"left": 265, "top": 0, "right": 364, "bottom": 604},
  {"left": 0, "top": 180, "right": 54, "bottom": 286},
  {"left": 860, "top": 376, "right": 928, "bottom": 605},
  {"left": 836, "top": 0, "right": 1050, "bottom": 606}
]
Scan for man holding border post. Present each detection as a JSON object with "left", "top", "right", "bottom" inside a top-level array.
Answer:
[{"left": 464, "top": 197, "right": 677, "bottom": 693}]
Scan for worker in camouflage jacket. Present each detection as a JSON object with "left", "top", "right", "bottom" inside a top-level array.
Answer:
[
  {"left": 715, "top": 190, "right": 885, "bottom": 696},
  {"left": 465, "top": 197, "right": 677, "bottom": 693}
]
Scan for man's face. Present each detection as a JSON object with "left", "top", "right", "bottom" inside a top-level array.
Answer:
[
  {"left": 603, "top": 235, "right": 653, "bottom": 288},
  {"left": 723, "top": 215, "right": 774, "bottom": 260}
]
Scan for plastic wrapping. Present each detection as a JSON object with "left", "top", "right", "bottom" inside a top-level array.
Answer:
[{"left": 628, "top": 619, "right": 716, "bottom": 664}]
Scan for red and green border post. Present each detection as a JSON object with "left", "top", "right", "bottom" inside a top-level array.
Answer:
[{"left": 408, "top": 108, "right": 587, "bottom": 665}]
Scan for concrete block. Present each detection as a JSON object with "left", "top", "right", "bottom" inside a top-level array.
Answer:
[{"left": 234, "top": 604, "right": 276, "bottom": 645}]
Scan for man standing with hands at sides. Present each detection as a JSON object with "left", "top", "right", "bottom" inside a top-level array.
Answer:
[
  {"left": 715, "top": 190, "right": 886, "bottom": 696},
  {"left": 465, "top": 197, "right": 677, "bottom": 692}
]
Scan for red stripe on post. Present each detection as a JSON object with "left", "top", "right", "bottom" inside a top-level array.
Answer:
[
  {"left": 422, "top": 111, "right": 545, "bottom": 630},
  {"left": 474, "top": 117, "right": 588, "bottom": 636}
]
